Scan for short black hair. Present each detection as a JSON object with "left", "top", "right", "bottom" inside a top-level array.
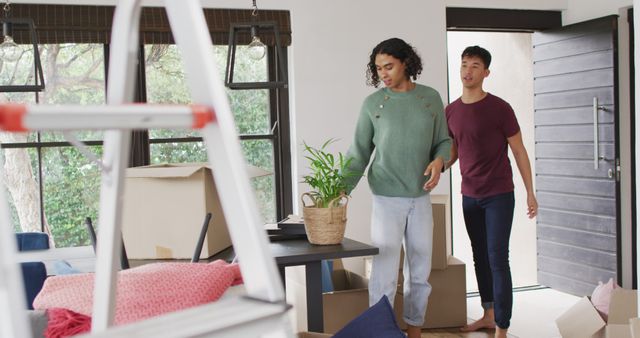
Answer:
[
  {"left": 461, "top": 46, "right": 491, "bottom": 69},
  {"left": 366, "top": 38, "right": 423, "bottom": 87}
]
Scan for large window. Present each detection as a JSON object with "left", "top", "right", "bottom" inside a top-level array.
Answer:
[
  {"left": 144, "top": 44, "right": 278, "bottom": 223},
  {"left": 1, "top": 44, "right": 106, "bottom": 247},
  {"left": 1, "top": 22, "right": 291, "bottom": 247}
]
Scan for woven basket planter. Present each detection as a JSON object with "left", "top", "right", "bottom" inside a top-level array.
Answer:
[{"left": 301, "top": 193, "right": 348, "bottom": 245}]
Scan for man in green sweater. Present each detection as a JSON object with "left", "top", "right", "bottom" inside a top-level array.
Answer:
[{"left": 346, "top": 38, "right": 451, "bottom": 338}]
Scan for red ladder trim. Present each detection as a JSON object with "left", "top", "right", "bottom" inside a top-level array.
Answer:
[
  {"left": 0, "top": 104, "right": 28, "bottom": 132},
  {"left": 191, "top": 105, "right": 216, "bottom": 129}
]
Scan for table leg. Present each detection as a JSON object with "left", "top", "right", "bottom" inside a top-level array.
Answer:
[
  {"left": 278, "top": 265, "right": 286, "bottom": 291},
  {"left": 306, "top": 261, "right": 323, "bottom": 332}
]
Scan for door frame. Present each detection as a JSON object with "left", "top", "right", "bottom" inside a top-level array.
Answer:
[
  {"left": 627, "top": 7, "right": 637, "bottom": 289},
  {"left": 445, "top": 8, "right": 629, "bottom": 288}
]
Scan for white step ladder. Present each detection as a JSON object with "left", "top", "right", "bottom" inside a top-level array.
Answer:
[{"left": 0, "top": 1, "right": 293, "bottom": 337}]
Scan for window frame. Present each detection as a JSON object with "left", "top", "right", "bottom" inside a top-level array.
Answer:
[{"left": 1, "top": 41, "right": 293, "bottom": 235}]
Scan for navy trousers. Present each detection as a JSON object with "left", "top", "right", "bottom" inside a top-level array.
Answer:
[{"left": 462, "top": 191, "right": 515, "bottom": 329}]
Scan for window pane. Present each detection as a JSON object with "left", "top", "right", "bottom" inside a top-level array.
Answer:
[
  {"left": 42, "top": 146, "right": 102, "bottom": 247},
  {"left": 229, "top": 89, "right": 270, "bottom": 134},
  {"left": 37, "top": 44, "right": 106, "bottom": 142},
  {"left": 145, "top": 45, "right": 270, "bottom": 137},
  {"left": 242, "top": 139, "right": 275, "bottom": 223},
  {"left": 150, "top": 141, "right": 208, "bottom": 164},
  {"left": 0, "top": 147, "right": 40, "bottom": 233},
  {"left": 0, "top": 43, "right": 38, "bottom": 90},
  {"left": 145, "top": 45, "right": 190, "bottom": 104},
  {"left": 0, "top": 74, "right": 40, "bottom": 232},
  {"left": 145, "top": 45, "right": 197, "bottom": 139}
]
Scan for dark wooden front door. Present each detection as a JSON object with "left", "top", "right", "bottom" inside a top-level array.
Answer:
[{"left": 533, "top": 15, "right": 620, "bottom": 296}]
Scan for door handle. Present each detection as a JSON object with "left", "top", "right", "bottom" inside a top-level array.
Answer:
[{"left": 593, "top": 97, "right": 606, "bottom": 170}]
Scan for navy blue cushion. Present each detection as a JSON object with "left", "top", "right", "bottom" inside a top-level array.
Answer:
[
  {"left": 16, "top": 232, "right": 50, "bottom": 309},
  {"left": 332, "top": 295, "right": 405, "bottom": 338},
  {"left": 16, "top": 232, "right": 50, "bottom": 251},
  {"left": 21, "top": 262, "right": 47, "bottom": 309}
]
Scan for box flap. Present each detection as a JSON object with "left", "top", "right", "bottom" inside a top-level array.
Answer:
[
  {"left": 126, "top": 162, "right": 271, "bottom": 179},
  {"left": 331, "top": 269, "right": 349, "bottom": 291},
  {"left": 447, "top": 256, "right": 464, "bottom": 266},
  {"left": 333, "top": 259, "right": 344, "bottom": 270},
  {"left": 345, "top": 270, "right": 368, "bottom": 289},
  {"left": 297, "top": 333, "right": 332, "bottom": 338},
  {"left": 329, "top": 269, "right": 368, "bottom": 292},
  {"left": 431, "top": 194, "right": 449, "bottom": 205},
  {"left": 609, "top": 289, "right": 638, "bottom": 325},
  {"left": 556, "top": 297, "right": 606, "bottom": 337},
  {"left": 127, "top": 164, "right": 204, "bottom": 178}
]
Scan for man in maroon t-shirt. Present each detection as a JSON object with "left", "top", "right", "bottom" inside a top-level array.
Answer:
[{"left": 445, "top": 46, "right": 538, "bottom": 338}]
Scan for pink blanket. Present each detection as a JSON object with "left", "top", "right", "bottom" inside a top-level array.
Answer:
[{"left": 34, "top": 260, "right": 242, "bottom": 328}]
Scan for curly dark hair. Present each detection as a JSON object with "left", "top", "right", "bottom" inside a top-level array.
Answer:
[
  {"left": 461, "top": 45, "right": 492, "bottom": 69},
  {"left": 366, "top": 38, "right": 423, "bottom": 87}
]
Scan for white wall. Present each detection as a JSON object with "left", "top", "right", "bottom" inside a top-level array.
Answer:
[
  {"left": 446, "top": 0, "right": 566, "bottom": 11},
  {"left": 564, "top": 0, "right": 632, "bottom": 24}
]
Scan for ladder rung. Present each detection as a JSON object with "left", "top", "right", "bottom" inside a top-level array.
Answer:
[
  {"left": 76, "top": 296, "right": 291, "bottom": 338},
  {"left": 0, "top": 104, "right": 216, "bottom": 132}
]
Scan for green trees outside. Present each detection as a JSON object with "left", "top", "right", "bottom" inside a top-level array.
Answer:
[{"left": 1, "top": 43, "right": 277, "bottom": 248}]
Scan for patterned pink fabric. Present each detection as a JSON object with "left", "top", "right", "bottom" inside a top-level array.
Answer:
[{"left": 34, "top": 260, "right": 242, "bottom": 325}]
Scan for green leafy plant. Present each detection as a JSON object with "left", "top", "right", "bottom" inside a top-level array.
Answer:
[{"left": 302, "top": 139, "right": 358, "bottom": 208}]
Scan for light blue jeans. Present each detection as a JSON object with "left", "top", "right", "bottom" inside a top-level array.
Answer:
[{"left": 369, "top": 194, "right": 433, "bottom": 326}]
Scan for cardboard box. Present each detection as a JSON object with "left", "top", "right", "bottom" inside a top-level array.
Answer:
[
  {"left": 630, "top": 317, "right": 640, "bottom": 338},
  {"left": 606, "top": 324, "right": 632, "bottom": 338},
  {"left": 556, "top": 288, "right": 637, "bottom": 338},
  {"left": 322, "top": 257, "right": 466, "bottom": 334},
  {"left": 431, "top": 194, "right": 452, "bottom": 270},
  {"left": 395, "top": 256, "right": 467, "bottom": 329},
  {"left": 121, "top": 163, "right": 268, "bottom": 259},
  {"left": 322, "top": 268, "right": 369, "bottom": 333}
]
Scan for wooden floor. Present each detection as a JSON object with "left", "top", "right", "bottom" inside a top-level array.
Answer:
[{"left": 418, "top": 320, "right": 517, "bottom": 338}]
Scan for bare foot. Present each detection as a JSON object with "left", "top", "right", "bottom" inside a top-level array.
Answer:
[
  {"left": 495, "top": 327, "right": 508, "bottom": 338},
  {"left": 406, "top": 325, "right": 421, "bottom": 338},
  {"left": 460, "top": 317, "right": 496, "bottom": 332}
]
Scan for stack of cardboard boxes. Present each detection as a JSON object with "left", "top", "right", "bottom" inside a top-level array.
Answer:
[{"left": 321, "top": 194, "right": 467, "bottom": 333}]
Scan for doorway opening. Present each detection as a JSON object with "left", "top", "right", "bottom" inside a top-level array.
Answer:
[{"left": 446, "top": 31, "right": 538, "bottom": 292}]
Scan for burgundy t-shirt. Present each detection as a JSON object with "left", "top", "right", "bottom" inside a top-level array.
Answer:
[{"left": 445, "top": 93, "right": 520, "bottom": 198}]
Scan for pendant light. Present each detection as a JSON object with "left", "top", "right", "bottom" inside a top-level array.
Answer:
[
  {"left": 225, "top": 0, "right": 287, "bottom": 89},
  {"left": 247, "top": 0, "right": 266, "bottom": 61},
  {"left": 0, "top": 0, "right": 45, "bottom": 92},
  {"left": 0, "top": 1, "right": 21, "bottom": 62}
]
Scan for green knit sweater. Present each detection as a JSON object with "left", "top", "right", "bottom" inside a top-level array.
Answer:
[{"left": 346, "top": 84, "right": 451, "bottom": 197}]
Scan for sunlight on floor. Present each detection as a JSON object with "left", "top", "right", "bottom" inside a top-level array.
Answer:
[{"left": 465, "top": 288, "right": 579, "bottom": 338}]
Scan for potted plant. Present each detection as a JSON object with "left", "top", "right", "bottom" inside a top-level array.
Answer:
[{"left": 301, "top": 139, "right": 358, "bottom": 245}]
